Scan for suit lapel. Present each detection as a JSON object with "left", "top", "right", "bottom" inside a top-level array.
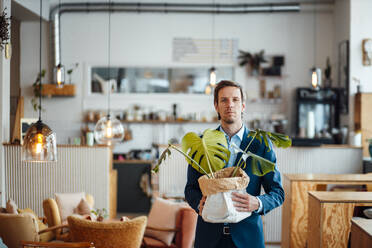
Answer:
[{"left": 234, "top": 126, "right": 252, "bottom": 167}]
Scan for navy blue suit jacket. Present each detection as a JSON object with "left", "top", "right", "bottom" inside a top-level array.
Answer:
[{"left": 184, "top": 127, "right": 284, "bottom": 248}]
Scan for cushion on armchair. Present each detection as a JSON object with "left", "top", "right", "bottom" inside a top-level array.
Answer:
[
  {"left": 55, "top": 192, "right": 86, "bottom": 223},
  {"left": 145, "top": 198, "right": 188, "bottom": 246}
]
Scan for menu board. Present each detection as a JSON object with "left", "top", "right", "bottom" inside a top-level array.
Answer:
[{"left": 173, "top": 38, "right": 238, "bottom": 64}]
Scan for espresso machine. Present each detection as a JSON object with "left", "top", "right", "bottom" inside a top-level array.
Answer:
[{"left": 293, "top": 88, "right": 340, "bottom": 146}]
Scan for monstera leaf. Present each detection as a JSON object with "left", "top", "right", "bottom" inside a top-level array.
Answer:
[
  {"left": 232, "top": 129, "right": 292, "bottom": 177},
  {"left": 248, "top": 129, "right": 291, "bottom": 152},
  {"left": 181, "top": 129, "right": 230, "bottom": 176}
]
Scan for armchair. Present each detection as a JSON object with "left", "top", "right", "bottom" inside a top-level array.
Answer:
[
  {"left": 68, "top": 215, "right": 147, "bottom": 248},
  {"left": 43, "top": 193, "right": 94, "bottom": 241},
  {"left": 0, "top": 213, "right": 67, "bottom": 248},
  {"left": 142, "top": 208, "right": 197, "bottom": 248}
]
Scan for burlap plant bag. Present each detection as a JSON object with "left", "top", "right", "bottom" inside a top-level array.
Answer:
[{"left": 198, "top": 167, "right": 251, "bottom": 223}]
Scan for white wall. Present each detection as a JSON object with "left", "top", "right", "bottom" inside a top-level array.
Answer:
[
  {"left": 0, "top": 0, "right": 11, "bottom": 206},
  {"left": 19, "top": 1, "right": 336, "bottom": 152},
  {"left": 349, "top": 0, "right": 372, "bottom": 131}
]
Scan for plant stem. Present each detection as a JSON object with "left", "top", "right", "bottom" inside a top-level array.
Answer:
[
  {"left": 169, "top": 144, "right": 212, "bottom": 178},
  {"left": 232, "top": 132, "right": 257, "bottom": 177},
  {"left": 201, "top": 139, "right": 215, "bottom": 178}
]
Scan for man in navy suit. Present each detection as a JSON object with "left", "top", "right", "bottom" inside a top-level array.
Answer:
[{"left": 185, "top": 80, "right": 284, "bottom": 248}]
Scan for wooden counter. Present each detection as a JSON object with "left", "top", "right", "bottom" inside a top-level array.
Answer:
[
  {"left": 281, "top": 173, "right": 372, "bottom": 248},
  {"left": 350, "top": 217, "right": 372, "bottom": 246},
  {"left": 308, "top": 191, "right": 372, "bottom": 248}
]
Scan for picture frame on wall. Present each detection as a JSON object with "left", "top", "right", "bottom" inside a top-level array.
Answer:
[
  {"left": 20, "top": 118, "right": 38, "bottom": 145},
  {"left": 338, "top": 40, "right": 349, "bottom": 114}
]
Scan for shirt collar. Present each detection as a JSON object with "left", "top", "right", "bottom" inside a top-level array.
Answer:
[{"left": 219, "top": 125, "right": 245, "bottom": 142}]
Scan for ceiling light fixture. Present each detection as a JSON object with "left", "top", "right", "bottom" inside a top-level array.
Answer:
[
  {"left": 94, "top": 0, "right": 124, "bottom": 146},
  {"left": 22, "top": 0, "right": 57, "bottom": 162},
  {"left": 53, "top": 0, "right": 65, "bottom": 88},
  {"left": 311, "top": 0, "right": 321, "bottom": 90}
]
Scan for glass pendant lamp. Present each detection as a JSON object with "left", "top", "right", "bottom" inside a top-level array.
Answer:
[
  {"left": 22, "top": 0, "right": 57, "bottom": 162},
  {"left": 94, "top": 0, "right": 124, "bottom": 146}
]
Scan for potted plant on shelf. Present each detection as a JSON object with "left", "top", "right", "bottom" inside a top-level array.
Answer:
[
  {"left": 66, "top": 63, "right": 79, "bottom": 84},
  {"left": 153, "top": 128, "right": 291, "bottom": 223},
  {"left": 238, "top": 50, "right": 267, "bottom": 76}
]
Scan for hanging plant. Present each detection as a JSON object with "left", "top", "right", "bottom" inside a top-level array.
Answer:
[
  {"left": 0, "top": 8, "right": 10, "bottom": 50},
  {"left": 31, "top": 70, "right": 46, "bottom": 112}
]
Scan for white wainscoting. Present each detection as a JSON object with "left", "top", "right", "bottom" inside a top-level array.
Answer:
[
  {"left": 3, "top": 144, "right": 111, "bottom": 216},
  {"left": 157, "top": 146, "right": 363, "bottom": 244}
]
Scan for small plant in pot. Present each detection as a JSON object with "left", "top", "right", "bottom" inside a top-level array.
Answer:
[
  {"left": 238, "top": 50, "right": 267, "bottom": 76},
  {"left": 91, "top": 208, "right": 108, "bottom": 222},
  {"left": 153, "top": 128, "right": 291, "bottom": 223}
]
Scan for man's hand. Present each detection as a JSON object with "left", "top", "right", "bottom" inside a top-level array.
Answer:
[
  {"left": 231, "top": 192, "right": 259, "bottom": 212},
  {"left": 198, "top": 196, "right": 207, "bottom": 216}
]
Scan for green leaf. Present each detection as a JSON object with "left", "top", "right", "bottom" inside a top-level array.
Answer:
[
  {"left": 251, "top": 156, "right": 275, "bottom": 176},
  {"left": 181, "top": 129, "right": 230, "bottom": 174},
  {"left": 152, "top": 145, "right": 172, "bottom": 173}
]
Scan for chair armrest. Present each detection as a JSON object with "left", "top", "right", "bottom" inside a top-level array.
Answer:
[
  {"left": 38, "top": 224, "right": 69, "bottom": 235},
  {"left": 146, "top": 225, "right": 179, "bottom": 232}
]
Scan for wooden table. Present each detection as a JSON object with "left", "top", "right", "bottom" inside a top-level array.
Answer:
[
  {"left": 281, "top": 173, "right": 372, "bottom": 248},
  {"left": 350, "top": 217, "right": 372, "bottom": 247},
  {"left": 308, "top": 191, "right": 372, "bottom": 248}
]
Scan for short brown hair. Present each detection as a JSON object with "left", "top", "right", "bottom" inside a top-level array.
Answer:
[{"left": 213, "top": 80, "right": 244, "bottom": 104}]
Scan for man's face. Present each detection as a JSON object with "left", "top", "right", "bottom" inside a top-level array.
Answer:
[{"left": 214, "top": 86, "right": 245, "bottom": 124}]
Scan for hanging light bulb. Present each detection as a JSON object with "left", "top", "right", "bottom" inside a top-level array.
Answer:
[
  {"left": 311, "top": 67, "right": 321, "bottom": 90},
  {"left": 205, "top": 84, "right": 212, "bottom": 95},
  {"left": 93, "top": 0, "right": 124, "bottom": 146},
  {"left": 54, "top": 63, "right": 65, "bottom": 88},
  {"left": 209, "top": 67, "right": 217, "bottom": 86},
  {"left": 94, "top": 115, "right": 124, "bottom": 146},
  {"left": 22, "top": 0, "right": 57, "bottom": 162}
]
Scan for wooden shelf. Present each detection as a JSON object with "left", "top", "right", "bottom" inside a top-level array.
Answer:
[
  {"left": 41, "top": 84, "right": 76, "bottom": 97},
  {"left": 87, "top": 120, "right": 218, "bottom": 124}
]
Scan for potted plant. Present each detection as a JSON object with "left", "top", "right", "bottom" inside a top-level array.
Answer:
[
  {"left": 153, "top": 128, "right": 291, "bottom": 222},
  {"left": 238, "top": 50, "right": 267, "bottom": 76},
  {"left": 66, "top": 63, "right": 79, "bottom": 84},
  {"left": 367, "top": 138, "right": 372, "bottom": 158},
  {"left": 91, "top": 208, "right": 108, "bottom": 222}
]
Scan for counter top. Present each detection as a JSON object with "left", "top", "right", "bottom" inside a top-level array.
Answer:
[
  {"left": 284, "top": 173, "right": 372, "bottom": 182},
  {"left": 308, "top": 191, "right": 372, "bottom": 203}
]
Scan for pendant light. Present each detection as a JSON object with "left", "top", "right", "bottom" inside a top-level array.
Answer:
[
  {"left": 311, "top": 0, "right": 321, "bottom": 90},
  {"left": 209, "top": 0, "right": 217, "bottom": 87},
  {"left": 94, "top": 0, "right": 124, "bottom": 146},
  {"left": 205, "top": 0, "right": 217, "bottom": 94},
  {"left": 22, "top": 0, "right": 57, "bottom": 162},
  {"left": 53, "top": 0, "right": 65, "bottom": 88}
]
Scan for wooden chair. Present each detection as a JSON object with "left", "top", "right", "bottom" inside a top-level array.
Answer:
[{"left": 20, "top": 241, "right": 95, "bottom": 247}]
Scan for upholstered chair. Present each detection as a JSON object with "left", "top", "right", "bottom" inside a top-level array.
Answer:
[
  {"left": 43, "top": 193, "right": 94, "bottom": 241},
  {"left": 68, "top": 215, "right": 147, "bottom": 248},
  {"left": 0, "top": 213, "right": 67, "bottom": 248},
  {"left": 142, "top": 208, "right": 198, "bottom": 248}
]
